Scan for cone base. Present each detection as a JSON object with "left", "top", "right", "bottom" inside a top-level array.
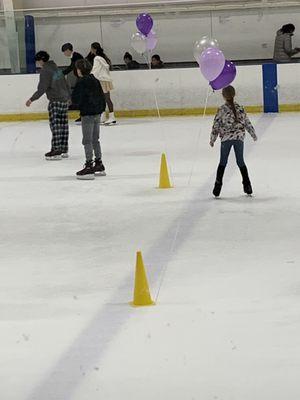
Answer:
[
  {"left": 157, "top": 186, "right": 173, "bottom": 189},
  {"left": 129, "top": 300, "right": 156, "bottom": 308}
]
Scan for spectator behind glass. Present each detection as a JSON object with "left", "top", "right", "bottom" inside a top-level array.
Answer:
[
  {"left": 123, "top": 52, "right": 140, "bottom": 70},
  {"left": 273, "top": 24, "right": 300, "bottom": 62},
  {"left": 151, "top": 54, "right": 164, "bottom": 69}
]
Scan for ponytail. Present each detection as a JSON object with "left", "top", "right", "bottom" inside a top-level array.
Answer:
[
  {"left": 228, "top": 97, "right": 238, "bottom": 122},
  {"left": 222, "top": 85, "right": 238, "bottom": 122}
]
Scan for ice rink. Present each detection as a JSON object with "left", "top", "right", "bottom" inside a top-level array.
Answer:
[{"left": 1, "top": 113, "right": 300, "bottom": 400}]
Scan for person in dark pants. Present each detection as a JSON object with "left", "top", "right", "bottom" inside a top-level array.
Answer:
[
  {"left": 210, "top": 86, "right": 257, "bottom": 197},
  {"left": 90, "top": 42, "right": 116, "bottom": 125},
  {"left": 72, "top": 59, "right": 106, "bottom": 180},
  {"left": 61, "top": 43, "right": 84, "bottom": 123},
  {"left": 124, "top": 52, "right": 140, "bottom": 70},
  {"left": 26, "top": 51, "right": 71, "bottom": 160}
]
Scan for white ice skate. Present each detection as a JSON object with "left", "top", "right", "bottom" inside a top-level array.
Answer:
[
  {"left": 100, "top": 113, "right": 108, "bottom": 125},
  {"left": 104, "top": 112, "right": 117, "bottom": 126}
]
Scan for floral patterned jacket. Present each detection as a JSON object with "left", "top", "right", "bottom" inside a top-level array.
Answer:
[{"left": 210, "top": 103, "right": 257, "bottom": 143}]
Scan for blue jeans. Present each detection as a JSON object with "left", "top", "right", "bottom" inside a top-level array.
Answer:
[{"left": 220, "top": 140, "right": 245, "bottom": 168}]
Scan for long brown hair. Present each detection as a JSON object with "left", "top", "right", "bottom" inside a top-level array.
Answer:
[
  {"left": 91, "top": 42, "right": 111, "bottom": 66},
  {"left": 222, "top": 86, "right": 238, "bottom": 122}
]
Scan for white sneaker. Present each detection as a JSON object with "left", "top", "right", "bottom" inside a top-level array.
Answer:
[{"left": 104, "top": 112, "right": 117, "bottom": 126}]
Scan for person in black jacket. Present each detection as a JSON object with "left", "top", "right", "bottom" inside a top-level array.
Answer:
[
  {"left": 62, "top": 43, "right": 84, "bottom": 123},
  {"left": 61, "top": 43, "right": 83, "bottom": 76},
  {"left": 151, "top": 54, "right": 164, "bottom": 69},
  {"left": 72, "top": 59, "right": 106, "bottom": 180},
  {"left": 124, "top": 52, "right": 140, "bottom": 70}
]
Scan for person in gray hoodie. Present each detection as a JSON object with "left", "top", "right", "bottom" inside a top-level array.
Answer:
[
  {"left": 26, "top": 51, "right": 71, "bottom": 160},
  {"left": 273, "top": 24, "right": 300, "bottom": 62}
]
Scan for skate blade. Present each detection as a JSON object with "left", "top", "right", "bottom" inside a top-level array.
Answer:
[
  {"left": 104, "top": 121, "right": 117, "bottom": 126},
  {"left": 76, "top": 174, "right": 95, "bottom": 180},
  {"left": 45, "top": 155, "right": 62, "bottom": 161},
  {"left": 95, "top": 171, "right": 106, "bottom": 176},
  {"left": 61, "top": 154, "right": 69, "bottom": 159}
]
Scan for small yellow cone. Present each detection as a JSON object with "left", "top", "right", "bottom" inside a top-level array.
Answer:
[
  {"left": 130, "top": 251, "right": 155, "bottom": 307},
  {"left": 158, "top": 153, "right": 172, "bottom": 189}
]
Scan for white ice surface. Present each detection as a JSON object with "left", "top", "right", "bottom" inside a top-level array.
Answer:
[{"left": 0, "top": 114, "right": 299, "bottom": 400}]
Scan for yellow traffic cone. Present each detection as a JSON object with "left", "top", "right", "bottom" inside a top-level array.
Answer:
[
  {"left": 130, "top": 251, "right": 155, "bottom": 307},
  {"left": 158, "top": 153, "right": 172, "bottom": 189}
]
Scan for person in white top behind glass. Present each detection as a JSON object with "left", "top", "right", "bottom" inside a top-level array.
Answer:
[{"left": 90, "top": 42, "right": 117, "bottom": 125}]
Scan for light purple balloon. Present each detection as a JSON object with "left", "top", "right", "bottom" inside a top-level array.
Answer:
[
  {"left": 146, "top": 30, "right": 158, "bottom": 51},
  {"left": 210, "top": 60, "right": 237, "bottom": 90},
  {"left": 199, "top": 47, "right": 225, "bottom": 82},
  {"left": 136, "top": 13, "right": 153, "bottom": 36}
]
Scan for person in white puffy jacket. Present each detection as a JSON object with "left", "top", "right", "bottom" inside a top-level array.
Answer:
[{"left": 90, "top": 42, "right": 116, "bottom": 125}]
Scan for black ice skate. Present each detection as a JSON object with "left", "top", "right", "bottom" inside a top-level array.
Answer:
[
  {"left": 213, "top": 165, "right": 225, "bottom": 197},
  {"left": 93, "top": 159, "right": 106, "bottom": 176},
  {"left": 76, "top": 161, "right": 95, "bottom": 180},
  {"left": 213, "top": 181, "right": 222, "bottom": 197},
  {"left": 239, "top": 166, "right": 253, "bottom": 195},
  {"left": 243, "top": 182, "right": 253, "bottom": 196},
  {"left": 45, "top": 150, "right": 62, "bottom": 160}
]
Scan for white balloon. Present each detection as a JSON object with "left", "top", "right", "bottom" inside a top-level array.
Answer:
[
  {"left": 131, "top": 32, "right": 147, "bottom": 54},
  {"left": 193, "top": 36, "right": 220, "bottom": 63}
]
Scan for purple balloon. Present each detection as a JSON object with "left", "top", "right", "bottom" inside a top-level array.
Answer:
[
  {"left": 146, "top": 30, "right": 158, "bottom": 51},
  {"left": 199, "top": 47, "right": 225, "bottom": 82},
  {"left": 136, "top": 13, "right": 153, "bottom": 36},
  {"left": 210, "top": 60, "right": 237, "bottom": 90}
]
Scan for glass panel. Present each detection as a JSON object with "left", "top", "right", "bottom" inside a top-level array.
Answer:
[{"left": 1, "top": 4, "right": 300, "bottom": 73}]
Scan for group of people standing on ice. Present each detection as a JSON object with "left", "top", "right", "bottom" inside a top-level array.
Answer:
[
  {"left": 26, "top": 42, "right": 258, "bottom": 194},
  {"left": 26, "top": 42, "right": 116, "bottom": 180},
  {"left": 61, "top": 42, "right": 117, "bottom": 126}
]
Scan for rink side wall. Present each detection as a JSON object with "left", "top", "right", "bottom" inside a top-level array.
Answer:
[{"left": 0, "top": 64, "right": 298, "bottom": 121}]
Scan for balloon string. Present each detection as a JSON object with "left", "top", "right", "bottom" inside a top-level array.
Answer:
[
  {"left": 187, "top": 84, "right": 212, "bottom": 187},
  {"left": 155, "top": 85, "right": 213, "bottom": 302},
  {"left": 143, "top": 51, "right": 161, "bottom": 119},
  {"left": 143, "top": 50, "right": 172, "bottom": 180}
]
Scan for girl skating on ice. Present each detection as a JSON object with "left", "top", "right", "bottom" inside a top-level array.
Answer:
[
  {"left": 90, "top": 42, "right": 116, "bottom": 126},
  {"left": 210, "top": 86, "right": 257, "bottom": 197}
]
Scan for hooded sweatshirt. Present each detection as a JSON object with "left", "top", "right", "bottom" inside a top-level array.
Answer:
[
  {"left": 31, "top": 61, "right": 71, "bottom": 102},
  {"left": 273, "top": 29, "right": 299, "bottom": 62}
]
